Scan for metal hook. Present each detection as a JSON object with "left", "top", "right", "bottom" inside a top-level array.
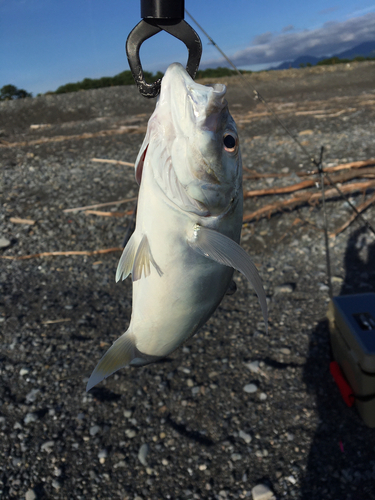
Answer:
[{"left": 126, "top": 16, "right": 202, "bottom": 98}]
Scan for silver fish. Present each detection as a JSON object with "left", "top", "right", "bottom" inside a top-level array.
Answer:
[{"left": 86, "top": 63, "right": 267, "bottom": 391}]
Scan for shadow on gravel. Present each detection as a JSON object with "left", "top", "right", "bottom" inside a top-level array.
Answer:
[
  {"left": 165, "top": 414, "right": 215, "bottom": 447},
  {"left": 301, "top": 227, "right": 375, "bottom": 499}
]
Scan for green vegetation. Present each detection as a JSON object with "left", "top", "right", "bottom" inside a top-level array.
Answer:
[
  {"left": 0, "top": 84, "right": 32, "bottom": 100},
  {"left": 54, "top": 67, "right": 251, "bottom": 95},
  {"left": 54, "top": 70, "right": 164, "bottom": 94},
  {"left": 317, "top": 55, "right": 375, "bottom": 66}
]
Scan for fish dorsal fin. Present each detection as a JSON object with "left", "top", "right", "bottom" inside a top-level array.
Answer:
[
  {"left": 116, "top": 233, "right": 138, "bottom": 282},
  {"left": 116, "top": 233, "right": 163, "bottom": 282},
  {"left": 188, "top": 225, "right": 268, "bottom": 331},
  {"left": 132, "top": 234, "right": 163, "bottom": 281}
]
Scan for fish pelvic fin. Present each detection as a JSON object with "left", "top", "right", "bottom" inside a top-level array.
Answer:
[
  {"left": 116, "top": 233, "right": 138, "bottom": 282},
  {"left": 86, "top": 331, "right": 136, "bottom": 391},
  {"left": 132, "top": 234, "right": 163, "bottom": 282},
  {"left": 188, "top": 225, "right": 268, "bottom": 332},
  {"left": 116, "top": 234, "right": 163, "bottom": 283}
]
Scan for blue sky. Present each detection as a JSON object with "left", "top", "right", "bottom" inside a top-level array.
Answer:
[{"left": 1, "top": 0, "right": 375, "bottom": 95}]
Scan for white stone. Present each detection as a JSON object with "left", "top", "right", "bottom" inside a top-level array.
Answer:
[
  {"left": 246, "top": 361, "right": 260, "bottom": 373},
  {"left": 125, "top": 429, "right": 136, "bottom": 438},
  {"left": 89, "top": 425, "right": 100, "bottom": 436},
  {"left": 41, "top": 440, "right": 55, "bottom": 452},
  {"left": 0, "top": 237, "right": 10, "bottom": 249},
  {"left": 274, "top": 284, "right": 294, "bottom": 294},
  {"left": 244, "top": 383, "right": 258, "bottom": 393},
  {"left": 279, "top": 347, "right": 291, "bottom": 355},
  {"left": 25, "top": 489, "right": 37, "bottom": 500},
  {"left": 239, "top": 430, "right": 252, "bottom": 444},
  {"left": 251, "top": 483, "right": 275, "bottom": 500},
  {"left": 24, "top": 412, "right": 38, "bottom": 424},
  {"left": 138, "top": 443, "right": 149, "bottom": 466}
]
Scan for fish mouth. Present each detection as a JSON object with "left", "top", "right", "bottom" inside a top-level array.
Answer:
[{"left": 159, "top": 62, "right": 227, "bottom": 131}]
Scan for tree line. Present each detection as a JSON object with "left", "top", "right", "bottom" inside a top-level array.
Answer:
[
  {"left": 2, "top": 55, "right": 374, "bottom": 99},
  {"left": 0, "top": 84, "right": 32, "bottom": 101},
  {"left": 53, "top": 67, "right": 249, "bottom": 94}
]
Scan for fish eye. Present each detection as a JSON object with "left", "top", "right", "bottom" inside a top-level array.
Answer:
[{"left": 223, "top": 133, "right": 237, "bottom": 152}]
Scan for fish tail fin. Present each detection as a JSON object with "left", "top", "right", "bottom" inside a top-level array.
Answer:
[{"left": 86, "top": 330, "right": 136, "bottom": 391}]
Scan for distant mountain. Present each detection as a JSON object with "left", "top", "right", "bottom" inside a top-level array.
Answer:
[
  {"left": 275, "top": 55, "right": 322, "bottom": 70},
  {"left": 271, "top": 40, "right": 375, "bottom": 70},
  {"left": 337, "top": 40, "right": 375, "bottom": 59}
]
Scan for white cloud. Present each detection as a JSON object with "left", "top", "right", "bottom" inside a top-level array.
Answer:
[{"left": 202, "top": 12, "right": 375, "bottom": 68}]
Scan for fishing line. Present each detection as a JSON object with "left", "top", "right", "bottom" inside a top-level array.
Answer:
[
  {"left": 185, "top": 9, "right": 316, "bottom": 166},
  {"left": 186, "top": 8, "right": 375, "bottom": 237}
]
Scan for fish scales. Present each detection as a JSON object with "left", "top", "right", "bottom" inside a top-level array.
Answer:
[{"left": 87, "top": 63, "right": 267, "bottom": 391}]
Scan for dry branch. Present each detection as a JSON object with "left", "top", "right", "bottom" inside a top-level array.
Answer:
[
  {"left": 303, "top": 159, "right": 375, "bottom": 176},
  {"left": 84, "top": 209, "right": 134, "bottom": 217},
  {"left": 1, "top": 247, "right": 122, "bottom": 261},
  {"left": 244, "top": 167, "right": 375, "bottom": 198},
  {"left": 10, "top": 217, "right": 36, "bottom": 225},
  {"left": 42, "top": 318, "right": 71, "bottom": 325},
  {"left": 63, "top": 196, "right": 137, "bottom": 213},
  {"left": 243, "top": 180, "right": 375, "bottom": 222},
  {"left": 0, "top": 126, "right": 147, "bottom": 149},
  {"left": 330, "top": 191, "right": 375, "bottom": 237},
  {"left": 245, "top": 179, "right": 317, "bottom": 197},
  {"left": 91, "top": 158, "right": 135, "bottom": 167},
  {"left": 243, "top": 159, "right": 375, "bottom": 180}
]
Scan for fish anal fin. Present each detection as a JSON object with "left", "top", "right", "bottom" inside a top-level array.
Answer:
[
  {"left": 86, "top": 332, "right": 135, "bottom": 391},
  {"left": 188, "top": 225, "right": 268, "bottom": 331},
  {"left": 132, "top": 234, "right": 163, "bottom": 281}
]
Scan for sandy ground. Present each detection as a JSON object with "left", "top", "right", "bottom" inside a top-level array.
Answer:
[{"left": 1, "top": 61, "right": 375, "bottom": 499}]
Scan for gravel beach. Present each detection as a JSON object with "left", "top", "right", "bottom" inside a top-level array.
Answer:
[{"left": 1, "top": 61, "right": 375, "bottom": 499}]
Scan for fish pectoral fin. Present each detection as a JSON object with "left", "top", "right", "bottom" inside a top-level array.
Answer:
[
  {"left": 132, "top": 234, "right": 163, "bottom": 282},
  {"left": 188, "top": 225, "right": 268, "bottom": 332},
  {"left": 116, "top": 233, "right": 138, "bottom": 282},
  {"left": 86, "top": 332, "right": 135, "bottom": 391}
]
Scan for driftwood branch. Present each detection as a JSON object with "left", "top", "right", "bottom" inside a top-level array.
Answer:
[
  {"left": 243, "top": 180, "right": 375, "bottom": 222},
  {"left": 90, "top": 158, "right": 135, "bottom": 167},
  {"left": 83, "top": 209, "right": 134, "bottom": 217},
  {"left": 243, "top": 159, "right": 375, "bottom": 180},
  {"left": 244, "top": 167, "right": 375, "bottom": 198},
  {"left": 10, "top": 217, "right": 36, "bottom": 225},
  {"left": 63, "top": 196, "right": 137, "bottom": 213},
  {"left": 1, "top": 247, "right": 122, "bottom": 261},
  {"left": 0, "top": 126, "right": 146, "bottom": 149},
  {"left": 330, "top": 191, "right": 375, "bottom": 237}
]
